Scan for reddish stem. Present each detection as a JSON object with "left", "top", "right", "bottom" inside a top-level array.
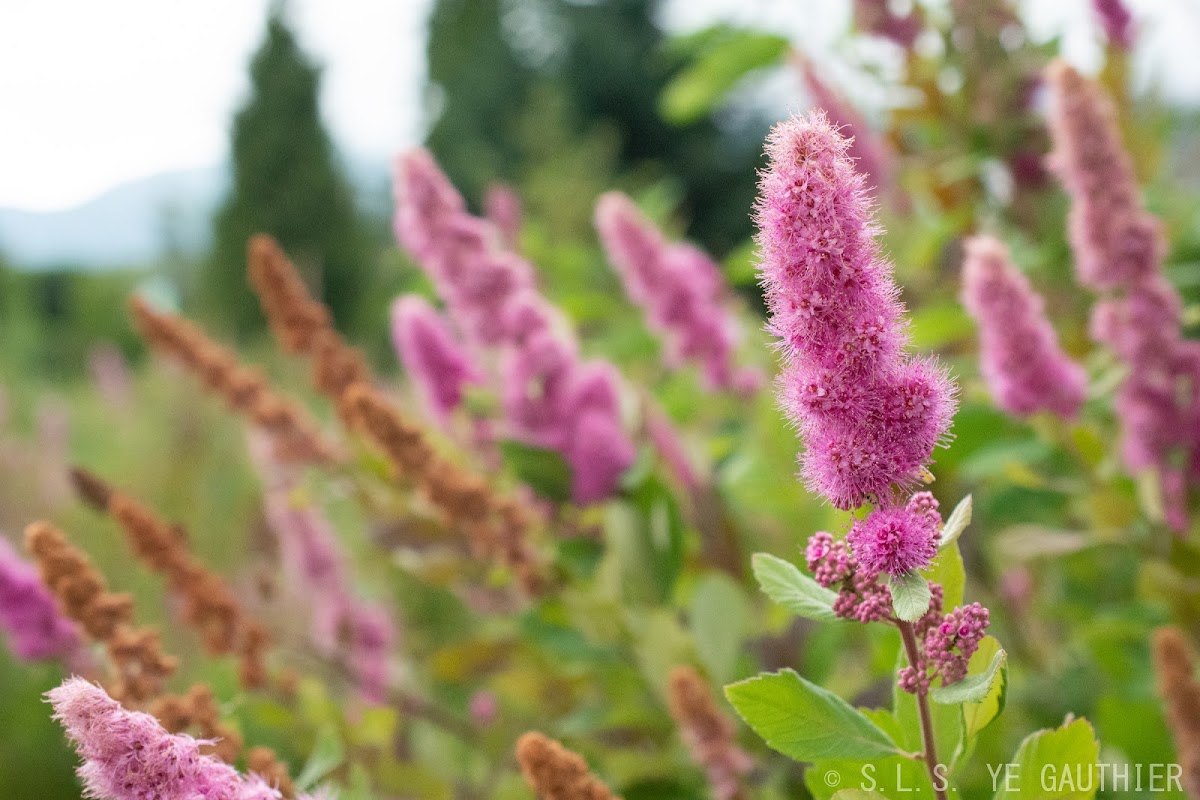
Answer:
[{"left": 898, "top": 619, "right": 948, "bottom": 800}]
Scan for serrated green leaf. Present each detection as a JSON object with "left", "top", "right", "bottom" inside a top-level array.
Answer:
[
  {"left": 752, "top": 552, "right": 840, "bottom": 622},
  {"left": 923, "top": 541, "right": 964, "bottom": 609},
  {"left": 932, "top": 648, "right": 1006, "bottom": 705},
  {"left": 498, "top": 440, "right": 572, "bottom": 503},
  {"left": 890, "top": 571, "right": 931, "bottom": 622},
  {"left": 993, "top": 718, "right": 1100, "bottom": 799},
  {"left": 725, "top": 669, "right": 905, "bottom": 762},
  {"left": 940, "top": 495, "right": 972, "bottom": 547},
  {"left": 962, "top": 637, "right": 1008, "bottom": 740}
]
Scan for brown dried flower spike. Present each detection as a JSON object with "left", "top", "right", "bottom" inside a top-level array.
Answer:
[
  {"left": 515, "top": 732, "right": 621, "bottom": 800},
  {"left": 667, "top": 666, "right": 752, "bottom": 800},
  {"left": 24, "top": 521, "right": 177, "bottom": 704},
  {"left": 129, "top": 296, "right": 338, "bottom": 465},
  {"left": 69, "top": 466, "right": 269, "bottom": 689},
  {"left": 1153, "top": 627, "right": 1200, "bottom": 799}
]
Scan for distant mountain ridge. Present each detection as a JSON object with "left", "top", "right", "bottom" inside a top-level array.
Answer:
[{"left": 0, "top": 156, "right": 389, "bottom": 271}]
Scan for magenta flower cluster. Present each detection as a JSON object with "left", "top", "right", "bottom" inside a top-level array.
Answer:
[
  {"left": 1047, "top": 62, "right": 1200, "bottom": 531},
  {"left": 594, "top": 191, "right": 763, "bottom": 395},
  {"left": 48, "top": 677, "right": 326, "bottom": 800},
  {"left": 960, "top": 235, "right": 1087, "bottom": 420},
  {"left": 853, "top": 0, "right": 923, "bottom": 49},
  {"left": 391, "top": 294, "right": 482, "bottom": 423},
  {"left": 250, "top": 433, "right": 394, "bottom": 703},
  {"left": 847, "top": 493, "right": 942, "bottom": 577},
  {"left": 898, "top": 602, "right": 990, "bottom": 693},
  {"left": 756, "top": 111, "right": 955, "bottom": 509},
  {"left": 394, "top": 151, "right": 635, "bottom": 504},
  {"left": 0, "top": 537, "right": 84, "bottom": 665},
  {"left": 484, "top": 182, "right": 522, "bottom": 250}
]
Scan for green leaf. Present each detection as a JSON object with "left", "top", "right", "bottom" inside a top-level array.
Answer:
[
  {"left": 889, "top": 572, "right": 931, "bottom": 622},
  {"left": 752, "top": 552, "right": 840, "bottom": 622},
  {"left": 939, "top": 495, "right": 972, "bottom": 547},
  {"left": 498, "top": 440, "right": 572, "bottom": 503},
  {"left": 626, "top": 476, "right": 687, "bottom": 602},
  {"left": 294, "top": 723, "right": 344, "bottom": 791},
  {"left": 923, "top": 541, "right": 964, "bottom": 609},
  {"left": 725, "top": 669, "right": 905, "bottom": 762},
  {"left": 993, "top": 718, "right": 1101, "bottom": 799},
  {"left": 961, "top": 637, "right": 1008, "bottom": 740},
  {"left": 691, "top": 573, "right": 753, "bottom": 684},
  {"left": 660, "top": 28, "right": 789, "bottom": 124},
  {"left": 932, "top": 648, "right": 1006, "bottom": 705}
]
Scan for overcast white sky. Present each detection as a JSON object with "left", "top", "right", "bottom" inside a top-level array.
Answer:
[{"left": 1, "top": 0, "right": 1197, "bottom": 212}]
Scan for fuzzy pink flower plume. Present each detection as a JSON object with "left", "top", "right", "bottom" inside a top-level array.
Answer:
[
  {"left": 960, "top": 235, "right": 1087, "bottom": 420},
  {"left": 1046, "top": 60, "right": 1200, "bottom": 531},
  {"left": 0, "top": 537, "right": 85, "bottom": 664},
  {"left": 47, "top": 677, "right": 326, "bottom": 800},
  {"left": 755, "top": 111, "right": 955, "bottom": 510},
  {"left": 594, "top": 191, "right": 762, "bottom": 394},
  {"left": 394, "top": 149, "right": 636, "bottom": 503},
  {"left": 391, "top": 294, "right": 481, "bottom": 423}
]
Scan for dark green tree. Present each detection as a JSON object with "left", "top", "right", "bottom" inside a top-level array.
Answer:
[
  {"left": 424, "top": 0, "right": 767, "bottom": 255},
  {"left": 206, "top": 5, "right": 369, "bottom": 337}
]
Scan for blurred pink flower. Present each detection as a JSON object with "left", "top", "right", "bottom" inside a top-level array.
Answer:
[
  {"left": 0, "top": 537, "right": 86, "bottom": 666},
  {"left": 484, "top": 183, "right": 522, "bottom": 249},
  {"left": 961, "top": 235, "right": 1087, "bottom": 420},
  {"left": 391, "top": 294, "right": 482, "bottom": 424}
]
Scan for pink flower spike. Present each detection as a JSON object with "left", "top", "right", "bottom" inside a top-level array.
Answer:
[
  {"left": 391, "top": 294, "right": 482, "bottom": 423},
  {"left": 47, "top": 677, "right": 306, "bottom": 800},
  {"left": 567, "top": 410, "right": 637, "bottom": 505},
  {"left": 756, "top": 111, "right": 955, "bottom": 509},
  {"left": 0, "top": 537, "right": 85, "bottom": 666},
  {"left": 960, "top": 235, "right": 1087, "bottom": 420}
]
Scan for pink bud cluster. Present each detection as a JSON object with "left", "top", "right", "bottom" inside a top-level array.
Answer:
[
  {"left": 898, "top": 603, "right": 990, "bottom": 693},
  {"left": 1047, "top": 62, "right": 1200, "bottom": 531},
  {"left": 250, "top": 433, "right": 395, "bottom": 702},
  {"left": 393, "top": 151, "right": 636, "bottom": 504},
  {"left": 805, "top": 531, "right": 891, "bottom": 623},
  {"left": 756, "top": 112, "right": 956, "bottom": 509},
  {"left": 0, "top": 537, "right": 85, "bottom": 665},
  {"left": 48, "top": 677, "right": 327, "bottom": 800},
  {"left": 960, "top": 235, "right": 1087, "bottom": 420},
  {"left": 391, "top": 294, "right": 482, "bottom": 423},
  {"left": 594, "top": 192, "right": 763, "bottom": 394}
]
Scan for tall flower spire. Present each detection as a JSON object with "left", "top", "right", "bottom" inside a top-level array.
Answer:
[
  {"left": 594, "top": 192, "right": 762, "bottom": 394},
  {"left": 48, "top": 677, "right": 327, "bottom": 800},
  {"left": 960, "top": 235, "right": 1087, "bottom": 420},
  {"left": 1046, "top": 60, "right": 1200, "bottom": 531},
  {"left": 755, "top": 111, "right": 955, "bottom": 509}
]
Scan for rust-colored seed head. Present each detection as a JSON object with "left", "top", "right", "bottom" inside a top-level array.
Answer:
[
  {"left": 150, "top": 684, "right": 244, "bottom": 764},
  {"left": 247, "top": 746, "right": 296, "bottom": 798},
  {"left": 129, "top": 296, "right": 337, "bottom": 465},
  {"left": 1153, "top": 627, "right": 1200, "bottom": 799},
  {"left": 247, "top": 234, "right": 331, "bottom": 355},
  {"left": 81, "top": 476, "right": 269, "bottom": 687},
  {"left": 515, "top": 732, "right": 621, "bottom": 800},
  {"left": 24, "top": 521, "right": 133, "bottom": 640},
  {"left": 70, "top": 466, "right": 114, "bottom": 511},
  {"left": 667, "top": 666, "right": 752, "bottom": 800}
]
